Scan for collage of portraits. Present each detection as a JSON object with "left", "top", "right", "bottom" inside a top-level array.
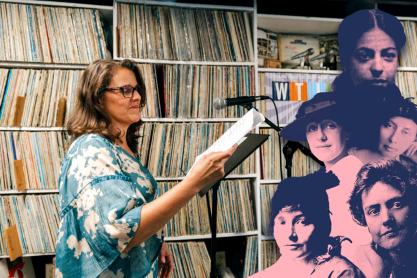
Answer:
[{"left": 251, "top": 9, "right": 417, "bottom": 278}]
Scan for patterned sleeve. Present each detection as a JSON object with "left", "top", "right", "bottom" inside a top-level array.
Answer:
[{"left": 56, "top": 135, "right": 148, "bottom": 276}]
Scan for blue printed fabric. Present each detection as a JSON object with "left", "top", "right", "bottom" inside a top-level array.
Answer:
[{"left": 55, "top": 134, "right": 162, "bottom": 278}]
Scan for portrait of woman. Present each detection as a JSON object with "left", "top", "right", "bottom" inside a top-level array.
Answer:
[
  {"left": 281, "top": 92, "right": 372, "bottom": 247},
  {"left": 334, "top": 9, "right": 406, "bottom": 90},
  {"left": 350, "top": 93, "right": 417, "bottom": 164},
  {"left": 349, "top": 159, "right": 417, "bottom": 277},
  {"left": 332, "top": 9, "right": 407, "bottom": 149},
  {"left": 251, "top": 177, "right": 363, "bottom": 277},
  {"left": 54, "top": 59, "right": 235, "bottom": 277}
]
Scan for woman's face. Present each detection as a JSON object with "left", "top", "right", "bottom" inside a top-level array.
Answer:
[
  {"left": 274, "top": 207, "right": 315, "bottom": 260},
  {"left": 362, "top": 181, "right": 414, "bottom": 250},
  {"left": 350, "top": 28, "right": 398, "bottom": 87},
  {"left": 101, "top": 67, "right": 142, "bottom": 130},
  {"left": 306, "top": 119, "right": 347, "bottom": 168},
  {"left": 378, "top": 116, "right": 417, "bottom": 159}
]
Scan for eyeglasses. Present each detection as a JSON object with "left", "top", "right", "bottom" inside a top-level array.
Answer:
[{"left": 103, "top": 84, "right": 142, "bottom": 98}]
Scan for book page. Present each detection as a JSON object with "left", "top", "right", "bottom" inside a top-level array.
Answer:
[{"left": 190, "top": 108, "right": 265, "bottom": 169}]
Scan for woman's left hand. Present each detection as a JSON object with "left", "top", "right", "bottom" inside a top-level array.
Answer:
[{"left": 158, "top": 242, "right": 174, "bottom": 277}]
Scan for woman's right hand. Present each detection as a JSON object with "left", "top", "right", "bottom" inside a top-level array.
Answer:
[
  {"left": 184, "top": 145, "right": 237, "bottom": 193},
  {"left": 404, "top": 141, "right": 417, "bottom": 163}
]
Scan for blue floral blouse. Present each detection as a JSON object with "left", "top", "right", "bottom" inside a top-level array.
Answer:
[{"left": 55, "top": 134, "right": 162, "bottom": 278}]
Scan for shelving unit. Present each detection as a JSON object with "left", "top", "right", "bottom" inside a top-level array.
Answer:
[
  {"left": 0, "top": 1, "right": 112, "bottom": 273},
  {"left": 1, "top": 0, "right": 417, "bottom": 276}
]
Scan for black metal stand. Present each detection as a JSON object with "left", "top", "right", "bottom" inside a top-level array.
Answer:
[
  {"left": 206, "top": 181, "right": 221, "bottom": 278},
  {"left": 283, "top": 141, "right": 324, "bottom": 176},
  {"left": 203, "top": 103, "right": 279, "bottom": 277}
]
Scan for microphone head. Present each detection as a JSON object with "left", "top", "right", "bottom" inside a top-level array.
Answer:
[{"left": 213, "top": 98, "right": 227, "bottom": 110}]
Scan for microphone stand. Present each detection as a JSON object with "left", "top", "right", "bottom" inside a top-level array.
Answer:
[
  {"left": 206, "top": 103, "right": 280, "bottom": 278},
  {"left": 242, "top": 104, "right": 323, "bottom": 178},
  {"left": 242, "top": 103, "right": 281, "bottom": 133},
  {"left": 206, "top": 181, "right": 220, "bottom": 278}
]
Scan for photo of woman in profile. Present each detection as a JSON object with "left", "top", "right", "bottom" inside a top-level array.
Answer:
[
  {"left": 251, "top": 177, "right": 363, "bottom": 277},
  {"left": 54, "top": 59, "right": 235, "bottom": 277},
  {"left": 349, "top": 160, "right": 417, "bottom": 277}
]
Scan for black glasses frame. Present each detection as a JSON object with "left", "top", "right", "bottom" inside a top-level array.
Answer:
[{"left": 104, "top": 84, "right": 142, "bottom": 98}]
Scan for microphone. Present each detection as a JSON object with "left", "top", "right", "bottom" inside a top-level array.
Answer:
[{"left": 213, "top": 96, "right": 269, "bottom": 110}]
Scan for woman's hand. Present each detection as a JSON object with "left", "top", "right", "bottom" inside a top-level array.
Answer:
[
  {"left": 126, "top": 145, "right": 236, "bottom": 248},
  {"left": 404, "top": 141, "right": 417, "bottom": 156},
  {"left": 158, "top": 242, "right": 174, "bottom": 278},
  {"left": 404, "top": 141, "right": 417, "bottom": 163},
  {"left": 185, "top": 145, "right": 237, "bottom": 192}
]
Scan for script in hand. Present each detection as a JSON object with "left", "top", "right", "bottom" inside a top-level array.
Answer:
[{"left": 189, "top": 108, "right": 268, "bottom": 196}]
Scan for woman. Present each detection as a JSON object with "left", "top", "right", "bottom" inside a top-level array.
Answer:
[
  {"left": 251, "top": 176, "right": 363, "bottom": 277},
  {"left": 281, "top": 92, "right": 372, "bottom": 256},
  {"left": 54, "top": 59, "right": 235, "bottom": 277},
  {"left": 349, "top": 159, "right": 417, "bottom": 277},
  {"left": 333, "top": 9, "right": 407, "bottom": 149},
  {"left": 334, "top": 9, "right": 405, "bottom": 90},
  {"left": 350, "top": 93, "right": 417, "bottom": 164}
]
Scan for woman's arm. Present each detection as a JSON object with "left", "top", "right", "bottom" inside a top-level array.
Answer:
[{"left": 125, "top": 146, "right": 235, "bottom": 252}]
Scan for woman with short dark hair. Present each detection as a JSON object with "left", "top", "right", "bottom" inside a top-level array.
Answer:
[{"left": 251, "top": 176, "right": 363, "bottom": 277}]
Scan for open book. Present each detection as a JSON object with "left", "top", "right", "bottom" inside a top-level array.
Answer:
[{"left": 188, "top": 108, "right": 267, "bottom": 195}]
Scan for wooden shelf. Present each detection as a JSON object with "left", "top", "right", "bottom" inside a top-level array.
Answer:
[{"left": 0, "top": 189, "right": 58, "bottom": 195}]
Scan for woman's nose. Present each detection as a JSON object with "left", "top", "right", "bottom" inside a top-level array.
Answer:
[
  {"left": 371, "top": 55, "right": 384, "bottom": 77},
  {"left": 131, "top": 90, "right": 141, "bottom": 101},
  {"left": 318, "top": 127, "right": 327, "bottom": 142},
  {"left": 381, "top": 208, "right": 395, "bottom": 226},
  {"left": 289, "top": 227, "right": 298, "bottom": 242}
]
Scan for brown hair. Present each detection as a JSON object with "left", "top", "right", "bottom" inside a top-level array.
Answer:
[{"left": 67, "top": 59, "right": 146, "bottom": 153}]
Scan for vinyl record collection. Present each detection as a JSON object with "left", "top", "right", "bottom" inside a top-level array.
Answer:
[
  {"left": 163, "top": 65, "right": 254, "bottom": 118},
  {"left": 167, "top": 241, "right": 211, "bottom": 278},
  {"left": 0, "top": 194, "right": 60, "bottom": 255},
  {"left": 159, "top": 179, "right": 256, "bottom": 236},
  {"left": 259, "top": 128, "right": 321, "bottom": 180},
  {"left": 0, "top": 131, "right": 68, "bottom": 191},
  {"left": 0, "top": 2, "right": 108, "bottom": 63},
  {"left": 117, "top": 2, "right": 254, "bottom": 61},
  {"left": 399, "top": 21, "right": 417, "bottom": 67},
  {"left": 260, "top": 184, "right": 277, "bottom": 236},
  {"left": 243, "top": 236, "right": 258, "bottom": 276},
  {"left": 136, "top": 64, "right": 160, "bottom": 118},
  {"left": 0, "top": 69, "right": 81, "bottom": 127},
  {"left": 262, "top": 240, "right": 280, "bottom": 270},
  {"left": 137, "top": 122, "right": 256, "bottom": 177},
  {"left": 396, "top": 71, "right": 417, "bottom": 102}
]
